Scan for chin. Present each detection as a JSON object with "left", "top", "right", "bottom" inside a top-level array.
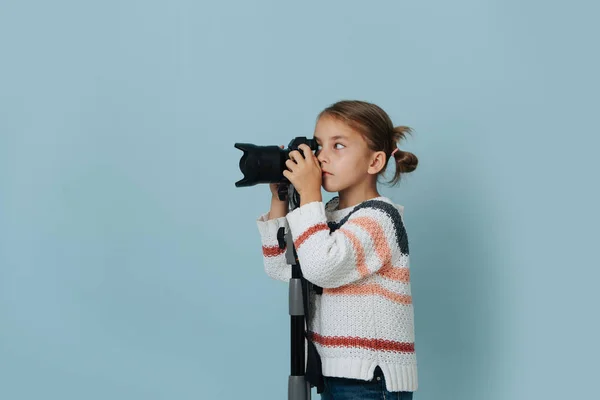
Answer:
[{"left": 322, "top": 182, "right": 339, "bottom": 193}]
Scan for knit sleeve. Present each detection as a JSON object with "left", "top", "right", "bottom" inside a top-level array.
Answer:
[
  {"left": 285, "top": 200, "right": 405, "bottom": 289},
  {"left": 256, "top": 212, "right": 292, "bottom": 282}
]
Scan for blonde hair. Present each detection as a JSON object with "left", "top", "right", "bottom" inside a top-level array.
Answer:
[{"left": 318, "top": 100, "right": 418, "bottom": 186}]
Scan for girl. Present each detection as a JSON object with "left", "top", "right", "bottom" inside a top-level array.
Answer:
[{"left": 256, "top": 100, "right": 419, "bottom": 399}]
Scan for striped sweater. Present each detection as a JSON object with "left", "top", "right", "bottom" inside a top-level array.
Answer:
[{"left": 256, "top": 195, "right": 418, "bottom": 392}]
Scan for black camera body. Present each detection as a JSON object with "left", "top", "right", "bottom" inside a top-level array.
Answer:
[{"left": 234, "top": 137, "right": 318, "bottom": 187}]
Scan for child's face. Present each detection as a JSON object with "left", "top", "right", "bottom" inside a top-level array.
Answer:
[{"left": 313, "top": 115, "right": 375, "bottom": 193}]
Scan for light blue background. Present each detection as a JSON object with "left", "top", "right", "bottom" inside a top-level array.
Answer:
[{"left": 1, "top": 1, "right": 598, "bottom": 399}]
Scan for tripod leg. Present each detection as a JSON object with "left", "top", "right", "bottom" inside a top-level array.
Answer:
[{"left": 288, "top": 376, "right": 311, "bottom": 400}]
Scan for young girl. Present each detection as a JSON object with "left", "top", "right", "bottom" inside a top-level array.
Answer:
[{"left": 256, "top": 100, "right": 418, "bottom": 399}]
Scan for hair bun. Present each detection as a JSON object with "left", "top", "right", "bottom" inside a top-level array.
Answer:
[{"left": 394, "top": 149, "right": 418, "bottom": 173}]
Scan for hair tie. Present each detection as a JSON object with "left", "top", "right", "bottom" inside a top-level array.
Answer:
[{"left": 391, "top": 147, "right": 399, "bottom": 157}]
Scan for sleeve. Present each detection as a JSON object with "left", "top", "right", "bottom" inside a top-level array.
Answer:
[
  {"left": 285, "top": 201, "right": 400, "bottom": 289},
  {"left": 256, "top": 211, "right": 291, "bottom": 282}
]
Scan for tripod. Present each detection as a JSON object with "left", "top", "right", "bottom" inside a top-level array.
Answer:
[{"left": 275, "top": 181, "right": 319, "bottom": 400}]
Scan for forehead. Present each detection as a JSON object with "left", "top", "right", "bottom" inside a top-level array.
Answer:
[{"left": 313, "top": 115, "right": 363, "bottom": 142}]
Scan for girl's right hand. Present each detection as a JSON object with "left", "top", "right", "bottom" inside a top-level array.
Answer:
[{"left": 269, "top": 182, "right": 281, "bottom": 198}]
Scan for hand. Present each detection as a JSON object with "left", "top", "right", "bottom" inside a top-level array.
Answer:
[
  {"left": 269, "top": 182, "right": 282, "bottom": 198},
  {"left": 282, "top": 144, "right": 322, "bottom": 197}
]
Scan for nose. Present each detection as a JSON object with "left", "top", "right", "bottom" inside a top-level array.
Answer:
[{"left": 317, "top": 148, "right": 328, "bottom": 164}]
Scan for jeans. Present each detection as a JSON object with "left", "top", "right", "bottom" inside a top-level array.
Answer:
[{"left": 320, "top": 366, "right": 413, "bottom": 400}]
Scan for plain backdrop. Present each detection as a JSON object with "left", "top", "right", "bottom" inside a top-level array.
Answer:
[{"left": 1, "top": 1, "right": 598, "bottom": 399}]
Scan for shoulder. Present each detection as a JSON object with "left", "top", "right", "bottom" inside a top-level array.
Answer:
[
  {"left": 353, "top": 197, "right": 404, "bottom": 222},
  {"left": 341, "top": 197, "right": 403, "bottom": 225},
  {"left": 328, "top": 197, "right": 409, "bottom": 253}
]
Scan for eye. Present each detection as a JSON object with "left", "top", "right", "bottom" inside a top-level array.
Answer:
[{"left": 316, "top": 143, "right": 345, "bottom": 152}]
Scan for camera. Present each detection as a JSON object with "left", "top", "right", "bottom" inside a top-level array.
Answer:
[{"left": 234, "top": 137, "right": 318, "bottom": 187}]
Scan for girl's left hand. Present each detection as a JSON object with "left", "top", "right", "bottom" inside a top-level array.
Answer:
[{"left": 283, "top": 144, "right": 322, "bottom": 196}]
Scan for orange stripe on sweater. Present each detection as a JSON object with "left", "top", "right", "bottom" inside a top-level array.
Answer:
[
  {"left": 346, "top": 216, "right": 392, "bottom": 272},
  {"left": 323, "top": 283, "right": 412, "bottom": 305},
  {"left": 309, "top": 331, "right": 415, "bottom": 353},
  {"left": 294, "top": 223, "right": 329, "bottom": 249},
  {"left": 378, "top": 267, "right": 410, "bottom": 283},
  {"left": 262, "top": 245, "right": 285, "bottom": 257},
  {"left": 338, "top": 227, "right": 369, "bottom": 278}
]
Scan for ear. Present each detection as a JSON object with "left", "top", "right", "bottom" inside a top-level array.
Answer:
[{"left": 367, "top": 151, "right": 387, "bottom": 175}]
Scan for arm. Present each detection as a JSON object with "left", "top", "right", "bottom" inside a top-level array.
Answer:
[
  {"left": 285, "top": 200, "right": 405, "bottom": 288},
  {"left": 256, "top": 198, "right": 292, "bottom": 282}
]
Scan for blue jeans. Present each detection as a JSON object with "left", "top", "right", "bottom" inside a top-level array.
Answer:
[{"left": 320, "top": 366, "right": 413, "bottom": 400}]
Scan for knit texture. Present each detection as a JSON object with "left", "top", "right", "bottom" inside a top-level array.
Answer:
[{"left": 256, "top": 196, "right": 418, "bottom": 392}]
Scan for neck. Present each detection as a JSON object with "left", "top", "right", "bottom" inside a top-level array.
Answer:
[{"left": 337, "top": 181, "right": 381, "bottom": 210}]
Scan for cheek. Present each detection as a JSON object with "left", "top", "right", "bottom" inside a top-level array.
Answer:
[{"left": 347, "top": 156, "right": 366, "bottom": 171}]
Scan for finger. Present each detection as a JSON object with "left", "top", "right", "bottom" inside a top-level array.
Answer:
[
  {"left": 287, "top": 151, "right": 298, "bottom": 163},
  {"left": 303, "top": 143, "right": 318, "bottom": 164},
  {"left": 298, "top": 144, "right": 318, "bottom": 168},
  {"left": 300, "top": 144, "right": 317, "bottom": 162},
  {"left": 289, "top": 150, "right": 303, "bottom": 163},
  {"left": 285, "top": 159, "right": 296, "bottom": 171},
  {"left": 298, "top": 143, "right": 311, "bottom": 159},
  {"left": 298, "top": 144, "right": 312, "bottom": 158},
  {"left": 282, "top": 169, "right": 291, "bottom": 181}
]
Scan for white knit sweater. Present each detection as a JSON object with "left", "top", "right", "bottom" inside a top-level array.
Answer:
[{"left": 256, "top": 195, "right": 418, "bottom": 392}]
